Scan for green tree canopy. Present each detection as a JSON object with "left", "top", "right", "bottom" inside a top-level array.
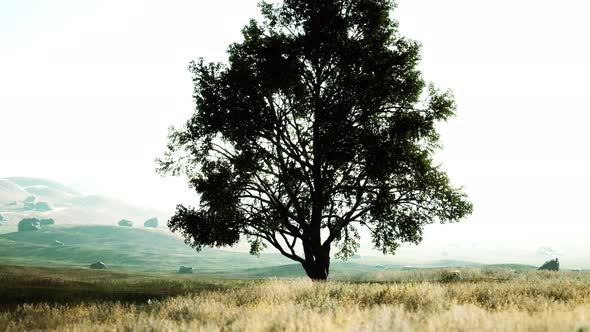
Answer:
[{"left": 158, "top": 0, "right": 473, "bottom": 280}]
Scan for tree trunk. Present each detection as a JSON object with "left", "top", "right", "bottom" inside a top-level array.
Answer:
[{"left": 303, "top": 248, "right": 330, "bottom": 281}]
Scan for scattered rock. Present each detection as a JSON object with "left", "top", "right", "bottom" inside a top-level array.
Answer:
[
  {"left": 22, "top": 196, "right": 36, "bottom": 210},
  {"left": 178, "top": 266, "right": 193, "bottom": 274},
  {"left": 52, "top": 240, "right": 64, "bottom": 246},
  {"left": 18, "top": 218, "right": 41, "bottom": 232},
  {"left": 23, "top": 196, "right": 36, "bottom": 203},
  {"left": 17, "top": 218, "right": 55, "bottom": 231},
  {"left": 572, "top": 268, "right": 582, "bottom": 272},
  {"left": 144, "top": 217, "right": 159, "bottom": 228},
  {"left": 6, "top": 201, "right": 17, "bottom": 206},
  {"left": 35, "top": 202, "right": 53, "bottom": 211},
  {"left": 90, "top": 262, "right": 108, "bottom": 269},
  {"left": 40, "top": 219, "right": 55, "bottom": 226},
  {"left": 538, "top": 258, "right": 559, "bottom": 271},
  {"left": 118, "top": 219, "right": 133, "bottom": 227}
]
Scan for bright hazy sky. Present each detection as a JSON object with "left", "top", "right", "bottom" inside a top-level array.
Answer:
[{"left": 2, "top": 1, "right": 589, "bottom": 264}]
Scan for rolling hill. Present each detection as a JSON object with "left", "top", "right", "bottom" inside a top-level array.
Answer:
[
  {"left": 0, "top": 225, "right": 400, "bottom": 277},
  {"left": 0, "top": 224, "right": 537, "bottom": 278},
  {"left": 0, "top": 178, "right": 29, "bottom": 203},
  {"left": 0, "top": 225, "right": 293, "bottom": 273}
]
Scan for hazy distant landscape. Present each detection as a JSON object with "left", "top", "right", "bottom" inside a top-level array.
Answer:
[
  {"left": 7, "top": 178, "right": 586, "bottom": 331},
  {"left": 0, "top": 177, "right": 163, "bottom": 233},
  {"left": 0, "top": 177, "right": 551, "bottom": 278}
]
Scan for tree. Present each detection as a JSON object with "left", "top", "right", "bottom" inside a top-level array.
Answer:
[{"left": 157, "top": 0, "right": 473, "bottom": 280}]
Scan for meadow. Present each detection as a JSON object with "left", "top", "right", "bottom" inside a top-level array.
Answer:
[{"left": 1, "top": 265, "right": 590, "bottom": 331}]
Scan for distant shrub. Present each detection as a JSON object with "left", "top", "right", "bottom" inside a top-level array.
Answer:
[{"left": 440, "top": 270, "right": 462, "bottom": 282}]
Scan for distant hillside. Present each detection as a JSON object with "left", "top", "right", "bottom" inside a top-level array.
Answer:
[
  {"left": 427, "top": 260, "right": 484, "bottom": 268},
  {"left": 0, "top": 179, "right": 28, "bottom": 204},
  {"left": 6, "top": 177, "right": 80, "bottom": 196},
  {"left": 0, "top": 225, "right": 291, "bottom": 273},
  {"left": 231, "top": 262, "right": 390, "bottom": 278},
  {"left": 0, "top": 225, "right": 543, "bottom": 278},
  {"left": 0, "top": 225, "right": 419, "bottom": 277},
  {"left": 0, "top": 177, "right": 166, "bottom": 231},
  {"left": 484, "top": 264, "right": 538, "bottom": 272}
]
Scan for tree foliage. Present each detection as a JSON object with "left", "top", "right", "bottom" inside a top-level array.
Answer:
[{"left": 158, "top": 0, "right": 473, "bottom": 280}]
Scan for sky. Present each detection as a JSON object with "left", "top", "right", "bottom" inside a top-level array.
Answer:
[{"left": 1, "top": 0, "right": 589, "bottom": 265}]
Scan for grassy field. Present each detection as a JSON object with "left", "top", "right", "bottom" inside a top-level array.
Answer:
[
  {"left": 1, "top": 225, "right": 586, "bottom": 331},
  {"left": 1, "top": 265, "right": 590, "bottom": 331}
]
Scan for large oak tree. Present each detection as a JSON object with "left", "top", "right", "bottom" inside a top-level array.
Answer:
[{"left": 158, "top": 0, "right": 473, "bottom": 280}]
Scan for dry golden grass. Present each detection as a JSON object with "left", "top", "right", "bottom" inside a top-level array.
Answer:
[{"left": 1, "top": 267, "right": 590, "bottom": 331}]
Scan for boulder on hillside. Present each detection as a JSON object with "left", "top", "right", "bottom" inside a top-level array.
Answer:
[
  {"left": 118, "top": 219, "right": 133, "bottom": 227},
  {"left": 538, "top": 258, "right": 559, "bottom": 271},
  {"left": 178, "top": 266, "right": 193, "bottom": 274},
  {"left": 90, "top": 262, "right": 108, "bottom": 269},
  {"left": 23, "top": 196, "right": 36, "bottom": 203},
  {"left": 144, "top": 217, "right": 159, "bottom": 228},
  {"left": 40, "top": 218, "right": 55, "bottom": 226},
  {"left": 18, "top": 218, "right": 41, "bottom": 232},
  {"left": 52, "top": 240, "right": 64, "bottom": 246},
  {"left": 35, "top": 202, "right": 53, "bottom": 211},
  {"left": 23, "top": 202, "right": 35, "bottom": 211},
  {"left": 22, "top": 196, "right": 36, "bottom": 210}
]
